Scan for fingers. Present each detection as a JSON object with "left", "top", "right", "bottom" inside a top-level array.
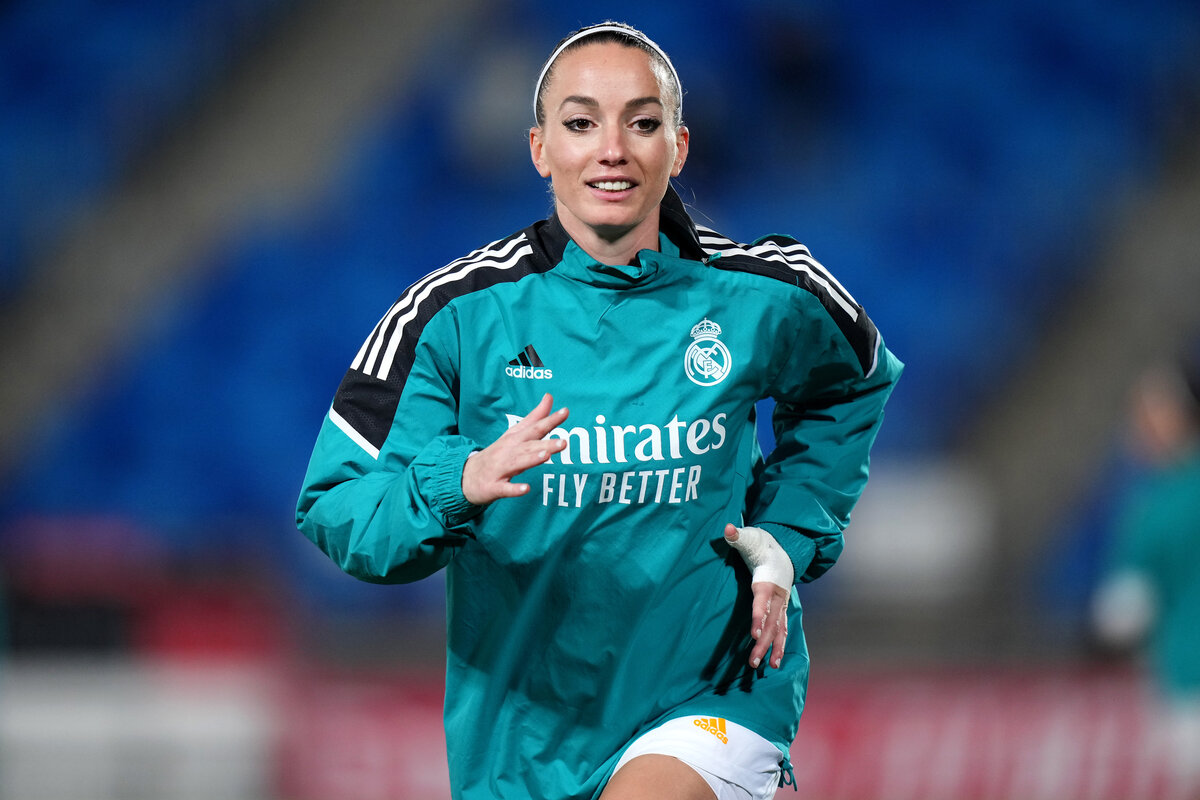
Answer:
[
  {"left": 723, "top": 523, "right": 740, "bottom": 543},
  {"left": 461, "top": 394, "right": 569, "bottom": 506},
  {"left": 463, "top": 437, "right": 562, "bottom": 505},
  {"left": 502, "top": 436, "right": 567, "bottom": 480},
  {"left": 748, "top": 581, "right": 790, "bottom": 670},
  {"left": 513, "top": 393, "right": 569, "bottom": 441},
  {"left": 499, "top": 394, "right": 568, "bottom": 472}
]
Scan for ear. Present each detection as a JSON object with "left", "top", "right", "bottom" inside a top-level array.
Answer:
[
  {"left": 671, "top": 125, "right": 690, "bottom": 177},
  {"left": 529, "top": 127, "right": 551, "bottom": 178}
]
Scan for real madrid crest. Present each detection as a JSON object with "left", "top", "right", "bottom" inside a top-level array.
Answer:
[{"left": 684, "top": 318, "right": 732, "bottom": 387}]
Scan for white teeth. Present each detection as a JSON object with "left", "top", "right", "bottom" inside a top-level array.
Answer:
[{"left": 591, "top": 180, "right": 633, "bottom": 191}]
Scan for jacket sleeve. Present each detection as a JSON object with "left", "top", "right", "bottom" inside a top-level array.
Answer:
[
  {"left": 295, "top": 301, "right": 482, "bottom": 584},
  {"left": 748, "top": 290, "right": 903, "bottom": 584}
]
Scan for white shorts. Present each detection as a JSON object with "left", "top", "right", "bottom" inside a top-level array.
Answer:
[{"left": 612, "top": 716, "right": 784, "bottom": 800}]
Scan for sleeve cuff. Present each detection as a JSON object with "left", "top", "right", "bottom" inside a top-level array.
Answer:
[
  {"left": 427, "top": 442, "right": 485, "bottom": 529},
  {"left": 754, "top": 522, "right": 816, "bottom": 584}
]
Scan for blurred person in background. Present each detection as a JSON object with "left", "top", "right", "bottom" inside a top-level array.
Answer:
[
  {"left": 297, "top": 21, "right": 900, "bottom": 800},
  {"left": 1092, "top": 343, "right": 1200, "bottom": 785}
]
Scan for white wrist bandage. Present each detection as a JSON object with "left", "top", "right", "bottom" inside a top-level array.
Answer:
[{"left": 726, "top": 526, "right": 794, "bottom": 589}]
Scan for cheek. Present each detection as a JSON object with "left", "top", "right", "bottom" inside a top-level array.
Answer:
[
  {"left": 540, "top": 139, "right": 585, "bottom": 178},
  {"left": 653, "top": 142, "right": 679, "bottom": 178}
]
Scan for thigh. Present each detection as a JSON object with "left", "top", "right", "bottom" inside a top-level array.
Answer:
[
  {"left": 599, "top": 754, "right": 716, "bottom": 800},
  {"left": 604, "top": 716, "right": 782, "bottom": 800}
]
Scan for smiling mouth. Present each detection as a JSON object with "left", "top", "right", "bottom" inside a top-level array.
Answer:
[{"left": 589, "top": 180, "right": 635, "bottom": 192}]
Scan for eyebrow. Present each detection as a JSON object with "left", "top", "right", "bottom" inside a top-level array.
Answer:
[{"left": 558, "top": 95, "right": 664, "bottom": 112}]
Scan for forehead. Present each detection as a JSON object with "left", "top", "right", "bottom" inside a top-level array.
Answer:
[{"left": 546, "top": 41, "right": 664, "bottom": 99}]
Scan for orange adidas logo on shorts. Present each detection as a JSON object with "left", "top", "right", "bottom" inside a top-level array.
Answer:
[{"left": 693, "top": 716, "right": 729, "bottom": 744}]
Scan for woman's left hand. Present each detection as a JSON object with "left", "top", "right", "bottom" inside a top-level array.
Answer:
[{"left": 724, "top": 524, "right": 793, "bottom": 669}]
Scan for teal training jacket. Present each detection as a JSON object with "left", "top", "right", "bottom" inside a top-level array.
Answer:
[
  {"left": 297, "top": 187, "right": 902, "bottom": 799},
  {"left": 1107, "top": 450, "right": 1200, "bottom": 698}
]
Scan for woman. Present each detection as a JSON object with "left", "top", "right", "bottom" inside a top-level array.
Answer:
[
  {"left": 297, "top": 22, "right": 901, "bottom": 800},
  {"left": 1092, "top": 353, "right": 1200, "bottom": 787}
]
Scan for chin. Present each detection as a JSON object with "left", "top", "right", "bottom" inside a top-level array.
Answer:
[
  {"left": 585, "top": 208, "right": 650, "bottom": 232},
  {"left": 589, "top": 217, "right": 648, "bottom": 239}
]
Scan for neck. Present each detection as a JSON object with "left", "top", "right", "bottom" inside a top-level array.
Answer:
[{"left": 557, "top": 211, "right": 661, "bottom": 266}]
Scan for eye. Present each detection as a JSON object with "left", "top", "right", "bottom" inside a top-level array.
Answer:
[
  {"left": 631, "top": 117, "right": 663, "bottom": 134},
  {"left": 563, "top": 117, "right": 594, "bottom": 132}
]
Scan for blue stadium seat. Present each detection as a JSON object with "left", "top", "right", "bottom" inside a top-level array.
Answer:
[{"left": 2, "top": 0, "right": 1197, "bottom": 611}]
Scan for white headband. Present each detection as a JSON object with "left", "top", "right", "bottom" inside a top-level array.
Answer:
[{"left": 533, "top": 24, "right": 682, "bottom": 123}]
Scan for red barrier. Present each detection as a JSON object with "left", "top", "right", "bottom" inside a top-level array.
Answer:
[
  {"left": 275, "top": 666, "right": 1198, "bottom": 800},
  {"left": 791, "top": 667, "right": 1195, "bottom": 800},
  {"left": 276, "top": 670, "right": 451, "bottom": 799}
]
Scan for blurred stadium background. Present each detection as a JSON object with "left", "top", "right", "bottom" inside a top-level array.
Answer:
[{"left": 1, "top": 0, "right": 1199, "bottom": 798}]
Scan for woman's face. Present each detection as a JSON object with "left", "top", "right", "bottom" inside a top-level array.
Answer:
[
  {"left": 1130, "top": 369, "right": 1197, "bottom": 465},
  {"left": 530, "top": 41, "right": 688, "bottom": 254}
]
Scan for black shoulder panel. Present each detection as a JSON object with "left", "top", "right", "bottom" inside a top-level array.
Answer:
[
  {"left": 698, "top": 228, "right": 880, "bottom": 376},
  {"left": 332, "top": 226, "right": 555, "bottom": 454}
]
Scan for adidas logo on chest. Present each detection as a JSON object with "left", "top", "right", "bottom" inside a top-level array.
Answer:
[{"left": 505, "top": 344, "right": 553, "bottom": 380}]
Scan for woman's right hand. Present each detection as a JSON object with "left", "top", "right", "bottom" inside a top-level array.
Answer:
[{"left": 461, "top": 393, "right": 569, "bottom": 506}]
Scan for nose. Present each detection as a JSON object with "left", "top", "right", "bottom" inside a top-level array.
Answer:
[{"left": 596, "top": 125, "right": 627, "bottom": 165}]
